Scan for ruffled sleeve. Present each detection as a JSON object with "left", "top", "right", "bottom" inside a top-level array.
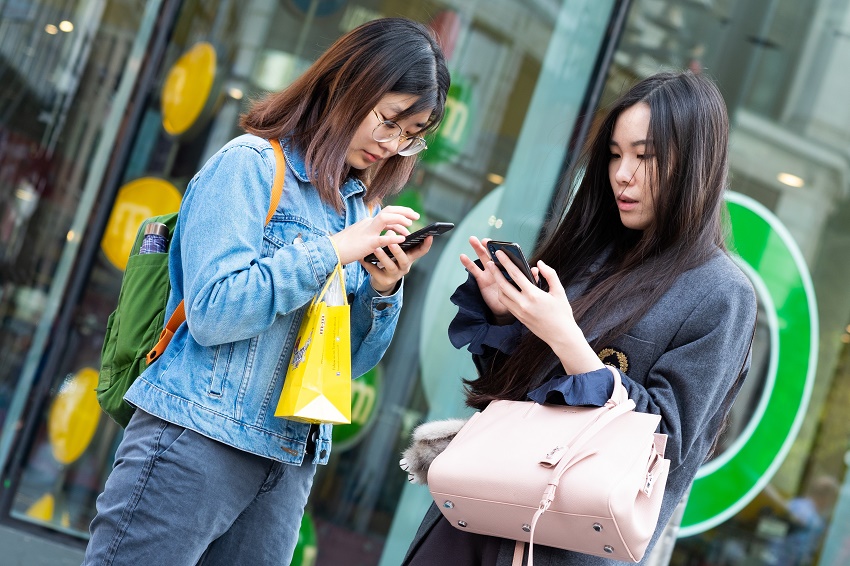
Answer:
[
  {"left": 526, "top": 367, "right": 615, "bottom": 407},
  {"left": 448, "top": 268, "right": 524, "bottom": 356}
]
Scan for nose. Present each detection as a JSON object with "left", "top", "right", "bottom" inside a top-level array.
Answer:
[
  {"left": 377, "top": 136, "right": 403, "bottom": 154},
  {"left": 614, "top": 158, "right": 636, "bottom": 186}
]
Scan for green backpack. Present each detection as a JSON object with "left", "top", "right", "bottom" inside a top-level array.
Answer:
[{"left": 97, "top": 139, "right": 286, "bottom": 426}]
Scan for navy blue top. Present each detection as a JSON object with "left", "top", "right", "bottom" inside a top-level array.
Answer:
[{"left": 448, "top": 271, "right": 614, "bottom": 407}]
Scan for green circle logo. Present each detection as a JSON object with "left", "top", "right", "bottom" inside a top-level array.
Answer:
[
  {"left": 421, "top": 79, "right": 473, "bottom": 164},
  {"left": 680, "top": 192, "right": 818, "bottom": 536},
  {"left": 331, "top": 366, "right": 380, "bottom": 451},
  {"left": 291, "top": 511, "right": 317, "bottom": 566}
]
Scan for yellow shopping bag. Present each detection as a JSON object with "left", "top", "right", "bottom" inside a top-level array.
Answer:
[{"left": 275, "top": 264, "right": 351, "bottom": 424}]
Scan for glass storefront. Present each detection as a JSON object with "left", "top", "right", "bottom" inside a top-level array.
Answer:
[
  {"left": 602, "top": 1, "right": 850, "bottom": 565},
  {"left": 0, "top": 0, "right": 160, "bottom": 534},
  {"left": 0, "top": 0, "right": 619, "bottom": 562},
  {"left": 1, "top": 0, "right": 849, "bottom": 565}
]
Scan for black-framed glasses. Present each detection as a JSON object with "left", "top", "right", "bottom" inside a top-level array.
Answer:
[{"left": 372, "top": 109, "right": 428, "bottom": 156}]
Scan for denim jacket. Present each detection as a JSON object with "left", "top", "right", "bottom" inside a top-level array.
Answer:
[{"left": 125, "top": 134, "right": 402, "bottom": 465}]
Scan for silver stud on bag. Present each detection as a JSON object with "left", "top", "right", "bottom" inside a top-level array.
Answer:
[
  {"left": 458, "top": 520, "right": 468, "bottom": 528},
  {"left": 593, "top": 523, "right": 603, "bottom": 532},
  {"left": 522, "top": 524, "right": 531, "bottom": 532},
  {"left": 443, "top": 501, "right": 454, "bottom": 509},
  {"left": 604, "top": 545, "right": 614, "bottom": 554}
]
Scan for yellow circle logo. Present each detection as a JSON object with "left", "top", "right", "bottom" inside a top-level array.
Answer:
[
  {"left": 48, "top": 367, "right": 101, "bottom": 465},
  {"left": 101, "top": 177, "right": 182, "bottom": 270},
  {"left": 161, "top": 42, "right": 218, "bottom": 136}
]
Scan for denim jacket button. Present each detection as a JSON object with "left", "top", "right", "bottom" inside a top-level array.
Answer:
[
  {"left": 376, "top": 302, "right": 391, "bottom": 311},
  {"left": 319, "top": 449, "right": 327, "bottom": 459},
  {"left": 347, "top": 292, "right": 355, "bottom": 303}
]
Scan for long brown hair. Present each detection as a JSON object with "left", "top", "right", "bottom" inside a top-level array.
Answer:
[
  {"left": 240, "top": 18, "right": 450, "bottom": 209},
  {"left": 466, "top": 71, "right": 730, "bottom": 409}
]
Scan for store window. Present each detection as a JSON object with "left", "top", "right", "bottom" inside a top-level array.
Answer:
[
  {"left": 0, "top": 0, "right": 153, "bottom": 507},
  {"left": 2, "top": 1, "right": 618, "bottom": 564},
  {"left": 603, "top": 0, "right": 850, "bottom": 564}
]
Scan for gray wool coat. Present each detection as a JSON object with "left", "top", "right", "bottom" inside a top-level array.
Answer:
[{"left": 402, "top": 249, "right": 758, "bottom": 566}]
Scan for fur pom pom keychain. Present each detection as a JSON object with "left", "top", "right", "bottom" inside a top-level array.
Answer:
[{"left": 399, "top": 419, "right": 468, "bottom": 485}]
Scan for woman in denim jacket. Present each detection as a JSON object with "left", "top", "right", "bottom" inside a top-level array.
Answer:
[
  {"left": 402, "top": 72, "right": 757, "bottom": 565},
  {"left": 84, "top": 18, "right": 449, "bottom": 565}
]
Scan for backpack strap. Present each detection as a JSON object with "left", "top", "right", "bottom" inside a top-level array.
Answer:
[
  {"left": 267, "top": 138, "right": 286, "bottom": 224},
  {"left": 146, "top": 138, "right": 287, "bottom": 365}
]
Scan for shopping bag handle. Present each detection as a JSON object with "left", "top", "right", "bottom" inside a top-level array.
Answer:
[
  {"left": 146, "top": 138, "right": 287, "bottom": 365},
  {"left": 313, "top": 263, "right": 348, "bottom": 306}
]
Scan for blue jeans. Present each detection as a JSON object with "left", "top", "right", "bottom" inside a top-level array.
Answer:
[{"left": 83, "top": 410, "right": 316, "bottom": 565}]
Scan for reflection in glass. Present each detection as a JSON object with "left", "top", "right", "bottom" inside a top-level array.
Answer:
[
  {"left": 6, "top": 1, "right": 570, "bottom": 561},
  {"left": 1, "top": 0, "right": 147, "bottom": 533},
  {"left": 607, "top": 0, "right": 850, "bottom": 563}
]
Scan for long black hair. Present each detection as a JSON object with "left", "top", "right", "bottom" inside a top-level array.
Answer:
[
  {"left": 241, "top": 18, "right": 450, "bottom": 209},
  {"left": 466, "top": 71, "right": 730, "bottom": 409}
]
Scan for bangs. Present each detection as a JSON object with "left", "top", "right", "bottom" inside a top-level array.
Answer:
[{"left": 388, "top": 88, "right": 444, "bottom": 134}]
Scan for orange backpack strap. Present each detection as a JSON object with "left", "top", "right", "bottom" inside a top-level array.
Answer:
[
  {"left": 146, "top": 138, "right": 287, "bottom": 365},
  {"left": 267, "top": 138, "right": 286, "bottom": 224}
]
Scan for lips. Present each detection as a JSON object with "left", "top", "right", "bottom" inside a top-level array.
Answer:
[
  {"left": 363, "top": 150, "right": 380, "bottom": 163},
  {"left": 616, "top": 195, "right": 639, "bottom": 211}
]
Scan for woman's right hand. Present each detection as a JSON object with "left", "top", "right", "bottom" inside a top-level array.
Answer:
[
  {"left": 459, "top": 237, "right": 514, "bottom": 323},
  {"left": 331, "top": 206, "right": 419, "bottom": 265}
]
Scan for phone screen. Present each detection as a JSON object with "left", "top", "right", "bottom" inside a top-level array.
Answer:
[
  {"left": 364, "top": 222, "right": 454, "bottom": 264},
  {"left": 486, "top": 240, "right": 540, "bottom": 290}
]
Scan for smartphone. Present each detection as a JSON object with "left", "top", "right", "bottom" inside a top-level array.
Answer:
[
  {"left": 364, "top": 221, "right": 455, "bottom": 264},
  {"left": 486, "top": 240, "right": 541, "bottom": 290}
]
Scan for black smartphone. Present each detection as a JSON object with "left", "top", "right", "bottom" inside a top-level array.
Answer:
[
  {"left": 364, "top": 222, "right": 455, "bottom": 264},
  {"left": 486, "top": 240, "right": 540, "bottom": 290}
]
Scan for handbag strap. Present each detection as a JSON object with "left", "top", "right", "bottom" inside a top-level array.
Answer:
[
  {"left": 146, "top": 138, "right": 287, "bottom": 364},
  {"left": 524, "top": 366, "right": 636, "bottom": 566},
  {"left": 512, "top": 541, "right": 525, "bottom": 566},
  {"left": 606, "top": 364, "right": 630, "bottom": 406}
]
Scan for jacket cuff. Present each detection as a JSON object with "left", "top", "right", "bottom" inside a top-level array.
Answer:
[
  {"left": 302, "top": 236, "right": 340, "bottom": 286},
  {"left": 367, "top": 277, "right": 403, "bottom": 316},
  {"left": 526, "top": 367, "right": 614, "bottom": 406},
  {"left": 447, "top": 268, "right": 523, "bottom": 355}
]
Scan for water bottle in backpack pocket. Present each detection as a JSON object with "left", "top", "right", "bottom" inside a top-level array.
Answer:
[{"left": 97, "top": 214, "right": 177, "bottom": 427}]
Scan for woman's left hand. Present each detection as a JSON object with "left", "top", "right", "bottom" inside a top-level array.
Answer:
[
  {"left": 487, "top": 253, "right": 575, "bottom": 343},
  {"left": 360, "top": 232, "right": 434, "bottom": 295},
  {"left": 488, "top": 253, "right": 604, "bottom": 374}
]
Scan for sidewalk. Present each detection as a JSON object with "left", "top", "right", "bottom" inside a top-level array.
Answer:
[{"left": 0, "top": 524, "right": 84, "bottom": 565}]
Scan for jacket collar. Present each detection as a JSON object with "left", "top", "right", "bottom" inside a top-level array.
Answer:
[{"left": 281, "top": 138, "right": 367, "bottom": 200}]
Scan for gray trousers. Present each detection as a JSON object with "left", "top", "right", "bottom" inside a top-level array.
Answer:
[{"left": 83, "top": 409, "right": 316, "bottom": 565}]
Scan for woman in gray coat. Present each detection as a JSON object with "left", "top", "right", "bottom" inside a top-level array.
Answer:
[{"left": 402, "top": 71, "right": 758, "bottom": 565}]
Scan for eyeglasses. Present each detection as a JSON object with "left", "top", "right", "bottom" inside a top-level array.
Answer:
[{"left": 372, "top": 109, "right": 428, "bottom": 156}]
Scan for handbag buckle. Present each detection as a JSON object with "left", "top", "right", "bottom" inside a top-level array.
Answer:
[
  {"left": 539, "top": 484, "right": 557, "bottom": 510},
  {"left": 643, "top": 472, "right": 655, "bottom": 496},
  {"left": 540, "top": 445, "right": 566, "bottom": 467},
  {"left": 641, "top": 445, "right": 665, "bottom": 496}
]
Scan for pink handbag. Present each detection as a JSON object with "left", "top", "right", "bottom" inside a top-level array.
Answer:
[{"left": 427, "top": 367, "right": 670, "bottom": 565}]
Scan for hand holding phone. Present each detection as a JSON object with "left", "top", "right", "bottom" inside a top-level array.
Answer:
[
  {"left": 364, "top": 222, "right": 454, "bottom": 265},
  {"left": 486, "top": 240, "right": 543, "bottom": 291}
]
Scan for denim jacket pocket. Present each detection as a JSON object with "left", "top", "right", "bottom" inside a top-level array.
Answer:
[
  {"left": 262, "top": 215, "right": 325, "bottom": 258},
  {"left": 210, "top": 342, "right": 235, "bottom": 397}
]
